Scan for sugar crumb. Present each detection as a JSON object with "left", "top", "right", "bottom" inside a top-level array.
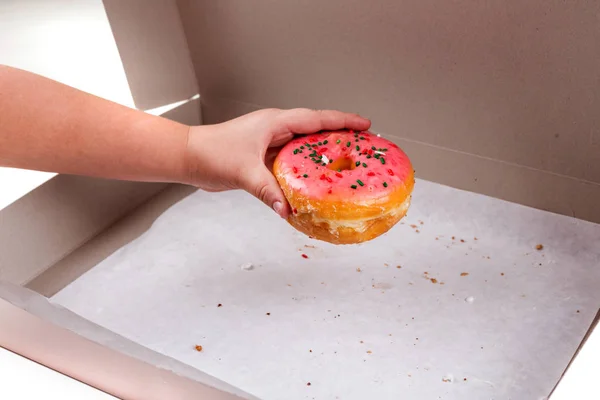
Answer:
[
  {"left": 240, "top": 262, "right": 254, "bottom": 271},
  {"left": 194, "top": 345, "right": 203, "bottom": 352}
]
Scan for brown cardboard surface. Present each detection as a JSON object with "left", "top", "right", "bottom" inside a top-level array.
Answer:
[{"left": 178, "top": 0, "right": 600, "bottom": 223}]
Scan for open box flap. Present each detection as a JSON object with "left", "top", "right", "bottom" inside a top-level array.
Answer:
[{"left": 0, "top": 281, "right": 257, "bottom": 400}]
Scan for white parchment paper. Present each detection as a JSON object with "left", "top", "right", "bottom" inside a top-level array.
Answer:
[{"left": 52, "top": 179, "right": 600, "bottom": 400}]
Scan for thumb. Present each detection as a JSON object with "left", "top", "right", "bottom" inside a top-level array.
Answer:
[{"left": 243, "top": 165, "right": 290, "bottom": 219}]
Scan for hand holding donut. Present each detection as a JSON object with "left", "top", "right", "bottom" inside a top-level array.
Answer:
[
  {"left": 2, "top": 66, "right": 409, "bottom": 244},
  {"left": 184, "top": 108, "right": 371, "bottom": 219}
]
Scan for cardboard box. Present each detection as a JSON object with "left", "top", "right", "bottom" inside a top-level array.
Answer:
[{"left": 1, "top": 1, "right": 598, "bottom": 399}]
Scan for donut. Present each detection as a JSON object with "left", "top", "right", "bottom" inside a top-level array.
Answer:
[{"left": 273, "top": 130, "right": 414, "bottom": 244}]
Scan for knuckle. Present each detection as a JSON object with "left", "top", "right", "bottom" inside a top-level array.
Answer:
[{"left": 255, "top": 181, "right": 270, "bottom": 202}]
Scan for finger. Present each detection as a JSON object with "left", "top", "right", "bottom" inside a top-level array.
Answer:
[
  {"left": 277, "top": 108, "right": 371, "bottom": 134},
  {"left": 269, "top": 132, "right": 295, "bottom": 148},
  {"left": 242, "top": 164, "right": 291, "bottom": 219}
]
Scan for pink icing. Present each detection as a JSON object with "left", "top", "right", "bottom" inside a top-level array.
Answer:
[{"left": 276, "top": 130, "right": 413, "bottom": 200}]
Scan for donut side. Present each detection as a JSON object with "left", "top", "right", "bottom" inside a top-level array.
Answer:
[{"left": 274, "top": 159, "right": 415, "bottom": 245}]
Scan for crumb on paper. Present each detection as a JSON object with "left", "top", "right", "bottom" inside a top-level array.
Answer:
[
  {"left": 266, "top": 312, "right": 271, "bottom": 316},
  {"left": 464, "top": 378, "right": 467, "bottom": 381},
  {"left": 287, "top": 284, "right": 292, "bottom": 287},
  {"left": 465, "top": 296, "right": 475, "bottom": 303},
  {"left": 356, "top": 267, "right": 362, "bottom": 272},
  {"left": 577, "top": 310, "right": 580, "bottom": 313},
  {"left": 240, "top": 263, "right": 254, "bottom": 271},
  {"left": 435, "top": 237, "right": 439, "bottom": 240},
  {"left": 440, "top": 282, "right": 445, "bottom": 285},
  {"left": 419, "top": 221, "right": 424, "bottom": 225},
  {"left": 430, "top": 278, "right": 438, "bottom": 284},
  {"left": 301, "top": 253, "right": 309, "bottom": 259},
  {"left": 416, "top": 229, "right": 420, "bottom": 233},
  {"left": 306, "top": 382, "right": 311, "bottom": 386},
  {"left": 460, "top": 239, "right": 465, "bottom": 243},
  {"left": 384, "top": 263, "right": 389, "bottom": 267},
  {"left": 194, "top": 345, "right": 203, "bottom": 352},
  {"left": 217, "top": 303, "right": 222, "bottom": 307},
  {"left": 304, "top": 244, "right": 316, "bottom": 249},
  {"left": 396, "top": 265, "right": 402, "bottom": 269},
  {"left": 442, "top": 374, "right": 454, "bottom": 383},
  {"left": 452, "top": 236, "right": 456, "bottom": 240},
  {"left": 460, "top": 272, "right": 469, "bottom": 277},
  {"left": 501, "top": 272, "right": 505, "bottom": 276},
  {"left": 367, "top": 350, "right": 372, "bottom": 354},
  {"left": 309, "top": 349, "right": 312, "bottom": 352},
  {"left": 536, "top": 244, "right": 544, "bottom": 250},
  {"left": 424, "top": 271, "right": 428, "bottom": 275}
]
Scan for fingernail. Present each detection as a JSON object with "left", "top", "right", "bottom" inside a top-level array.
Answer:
[{"left": 273, "top": 201, "right": 283, "bottom": 216}]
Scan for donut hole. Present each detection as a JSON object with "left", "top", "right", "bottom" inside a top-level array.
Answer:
[{"left": 328, "top": 157, "right": 356, "bottom": 172}]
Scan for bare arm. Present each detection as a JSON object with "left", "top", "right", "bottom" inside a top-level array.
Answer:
[
  {"left": 0, "top": 65, "right": 371, "bottom": 217},
  {"left": 0, "top": 65, "right": 188, "bottom": 183}
]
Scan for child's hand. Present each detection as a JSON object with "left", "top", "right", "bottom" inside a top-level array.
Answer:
[{"left": 184, "top": 108, "right": 371, "bottom": 218}]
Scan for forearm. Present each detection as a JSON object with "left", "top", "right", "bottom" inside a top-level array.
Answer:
[{"left": 0, "top": 65, "right": 189, "bottom": 183}]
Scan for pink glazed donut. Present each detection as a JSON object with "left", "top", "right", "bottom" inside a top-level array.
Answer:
[{"left": 273, "top": 130, "right": 414, "bottom": 244}]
